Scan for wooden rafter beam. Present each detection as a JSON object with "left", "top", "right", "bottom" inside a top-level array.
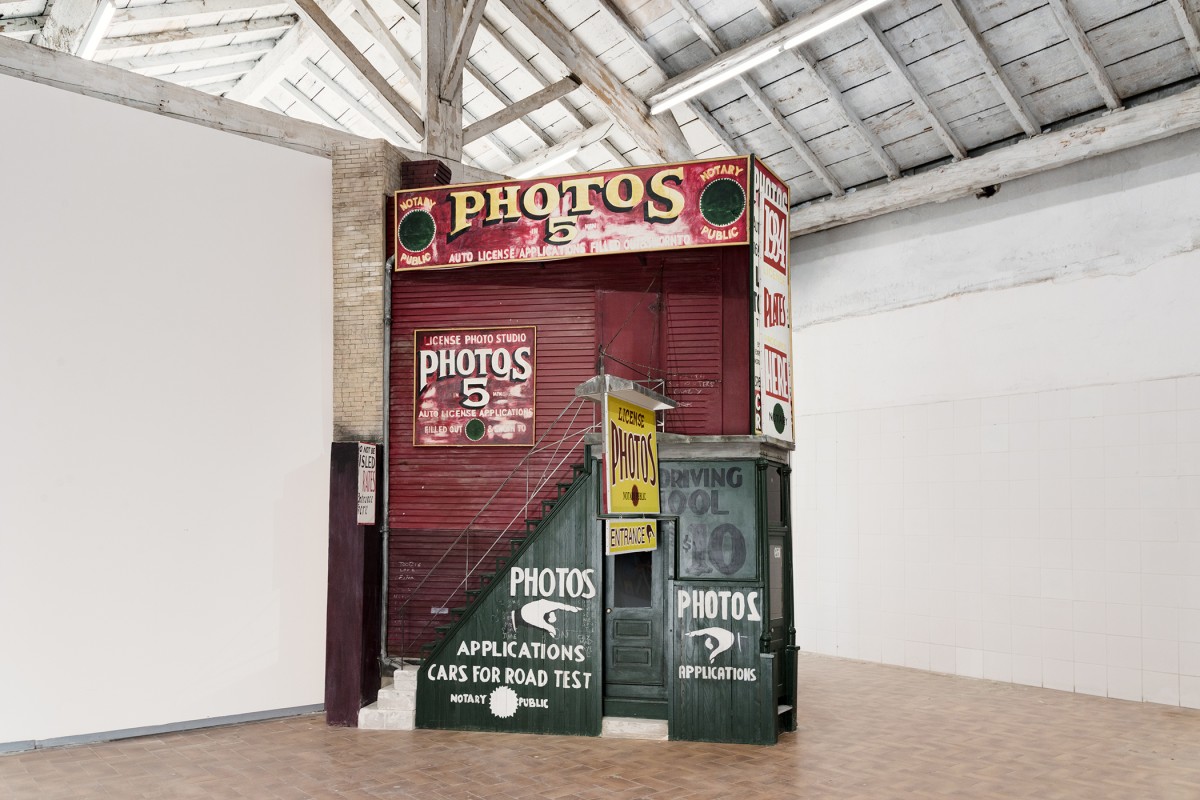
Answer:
[
  {"left": 475, "top": 15, "right": 628, "bottom": 166},
  {"left": 158, "top": 59, "right": 260, "bottom": 87},
  {"left": 33, "top": 0, "right": 107, "bottom": 55},
  {"left": 497, "top": 0, "right": 691, "bottom": 161},
  {"left": 790, "top": 84, "right": 1200, "bottom": 236},
  {"left": 794, "top": 44, "right": 900, "bottom": 179},
  {"left": 291, "top": 0, "right": 424, "bottom": 139},
  {"left": 753, "top": 0, "right": 785, "bottom": 26},
  {"left": 0, "top": 32, "right": 363, "bottom": 156},
  {"left": 1166, "top": 0, "right": 1200, "bottom": 72},
  {"left": 225, "top": 22, "right": 309, "bottom": 102},
  {"left": 278, "top": 78, "right": 353, "bottom": 130},
  {"left": 668, "top": 0, "right": 843, "bottom": 194},
  {"left": 107, "top": 41, "right": 276, "bottom": 73},
  {"left": 745, "top": 87, "right": 844, "bottom": 195},
  {"left": 859, "top": 14, "right": 967, "bottom": 160},
  {"left": 0, "top": 16, "right": 46, "bottom": 40},
  {"left": 112, "top": 0, "right": 281, "bottom": 25},
  {"left": 97, "top": 16, "right": 297, "bottom": 54},
  {"left": 195, "top": 78, "right": 239, "bottom": 94},
  {"left": 595, "top": 0, "right": 739, "bottom": 156},
  {"left": 360, "top": 0, "right": 623, "bottom": 168},
  {"left": 345, "top": 0, "right": 418, "bottom": 90},
  {"left": 302, "top": 56, "right": 411, "bottom": 145},
  {"left": 507, "top": 122, "right": 612, "bottom": 177},
  {"left": 938, "top": 0, "right": 1040, "bottom": 137},
  {"left": 646, "top": 0, "right": 888, "bottom": 113},
  {"left": 440, "top": 0, "right": 487, "bottom": 95},
  {"left": 462, "top": 75, "right": 579, "bottom": 144},
  {"left": 423, "top": 0, "right": 464, "bottom": 158},
  {"left": 1045, "top": 0, "right": 1122, "bottom": 110}
]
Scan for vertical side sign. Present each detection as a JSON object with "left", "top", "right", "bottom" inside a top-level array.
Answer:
[
  {"left": 357, "top": 443, "right": 377, "bottom": 525},
  {"left": 604, "top": 394, "right": 660, "bottom": 515},
  {"left": 751, "top": 158, "right": 793, "bottom": 442}
]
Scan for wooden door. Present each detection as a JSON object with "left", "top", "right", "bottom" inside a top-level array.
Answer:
[{"left": 603, "top": 521, "right": 672, "bottom": 718}]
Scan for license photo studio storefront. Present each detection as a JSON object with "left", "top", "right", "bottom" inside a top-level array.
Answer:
[{"left": 386, "top": 156, "right": 797, "bottom": 745}]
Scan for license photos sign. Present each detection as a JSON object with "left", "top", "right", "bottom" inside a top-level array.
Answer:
[
  {"left": 414, "top": 326, "right": 535, "bottom": 446},
  {"left": 604, "top": 393, "right": 660, "bottom": 515},
  {"left": 394, "top": 157, "right": 750, "bottom": 271}
]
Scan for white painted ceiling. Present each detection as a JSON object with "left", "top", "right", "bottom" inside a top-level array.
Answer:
[{"left": 5, "top": 0, "right": 1199, "bottom": 211}]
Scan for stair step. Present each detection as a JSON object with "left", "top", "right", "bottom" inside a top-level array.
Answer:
[
  {"left": 509, "top": 537, "right": 526, "bottom": 553},
  {"left": 600, "top": 717, "right": 668, "bottom": 741}
]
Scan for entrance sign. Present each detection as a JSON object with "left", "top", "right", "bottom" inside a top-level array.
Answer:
[
  {"left": 394, "top": 158, "right": 751, "bottom": 271},
  {"left": 356, "top": 443, "right": 377, "bottom": 525},
  {"left": 750, "top": 159, "right": 794, "bottom": 442},
  {"left": 605, "top": 519, "right": 658, "bottom": 556},
  {"left": 414, "top": 326, "right": 535, "bottom": 446},
  {"left": 604, "top": 393, "right": 660, "bottom": 515}
]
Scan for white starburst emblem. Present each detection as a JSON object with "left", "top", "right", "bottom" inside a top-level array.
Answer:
[{"left": 489, "top": 685, "right": 518, "bottom": 719}]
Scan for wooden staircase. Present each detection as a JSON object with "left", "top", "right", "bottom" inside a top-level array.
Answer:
[{"left": 416, "top": 460, "right": 591, "bottom": 660}]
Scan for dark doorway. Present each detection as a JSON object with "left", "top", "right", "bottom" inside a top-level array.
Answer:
[{"left": 603, "top": 520, "right": 672, "bottom": 718}]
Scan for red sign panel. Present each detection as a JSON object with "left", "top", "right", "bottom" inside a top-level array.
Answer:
[
  {"left": 414, "top": 326, "right": 536, "bottom": 447},
  {"left": 394, "top": 157, "right": 751, "bottom": 271}
]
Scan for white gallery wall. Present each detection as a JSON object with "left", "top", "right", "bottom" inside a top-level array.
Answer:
[
  {"left": 0, "top": 74, "right": 333, "bottom": 745},
  {"left": 791, "top": 125, "right": 1200, "bottom": 708}
]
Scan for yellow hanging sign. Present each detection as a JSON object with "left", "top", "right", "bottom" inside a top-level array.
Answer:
[
  {"left": 605, "top": 519, "right": 658, "bottom": 556},
  {"left": 604, "top": 393, "right": 660, "bottom": 515}
]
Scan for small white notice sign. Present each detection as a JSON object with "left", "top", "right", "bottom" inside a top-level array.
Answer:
[{"left": 357, "top": 443, "right": 377, "bottom": 525}]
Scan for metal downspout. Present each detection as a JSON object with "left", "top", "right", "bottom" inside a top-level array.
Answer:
[{"left": 381, "top": 253, "right": 396, "bottom": 672}]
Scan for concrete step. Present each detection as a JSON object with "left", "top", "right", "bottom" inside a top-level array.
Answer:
[
  {"left": 600, "top": 717, "right": 668, "bottom": 740},
  {"left": 357, "top": 669, "right": 418, "bottom": 730},
  {"left": 357, "top": 706, "right": 413, "bottom": 731}
]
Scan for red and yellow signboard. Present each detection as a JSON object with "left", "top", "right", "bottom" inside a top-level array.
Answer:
[
  {"left": 750, "top": 159, "right": 793, "bottom": 442},
  {"left": 604, "top": 394, "right": 660, "bottom": 515},
  {"left": 414, "top": 326, "right": 535, "bottom": 446},
  {"left": 394, "top": 157, "right": 751, "bottom": 271}
]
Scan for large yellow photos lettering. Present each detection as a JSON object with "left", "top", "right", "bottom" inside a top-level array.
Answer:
[{"left": 604, "top": 394, "right": 659, "bottom": 515}]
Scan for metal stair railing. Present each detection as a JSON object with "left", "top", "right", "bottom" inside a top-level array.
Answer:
[{"left": 393, "top": 396, "right": 596, "bottom": 659}]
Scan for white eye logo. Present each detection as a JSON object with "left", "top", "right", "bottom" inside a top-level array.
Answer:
[
  {"left": 517, "top": 599, "right": 580, "bottom": 638},
  {"left": 686, "top": 626, "right": 735, "bottom": 662}
]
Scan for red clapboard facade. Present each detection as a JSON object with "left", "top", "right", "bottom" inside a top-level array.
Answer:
[{"left": 386, "top": 251, "right": 751, "bottom": 656}]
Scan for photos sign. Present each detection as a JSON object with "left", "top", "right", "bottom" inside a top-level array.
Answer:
[
  {"left": 394, "top": 158, "right": 751, "bottom": 271},
  {"left": 751, "top": 159, "right": 793, "bottom": 442},
  {"left": 604, "top": 394, "right": 660, "bottom": 515},
  {"left": 414, "top": 326, "right": 535, "bottom": 446}
]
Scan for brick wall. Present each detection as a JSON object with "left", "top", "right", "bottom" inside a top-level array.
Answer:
[{"left": 331, "top": 140, "right": 407, "bottom": 441}]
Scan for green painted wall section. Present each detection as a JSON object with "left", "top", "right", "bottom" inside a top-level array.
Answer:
[
  {"left": 416, "top": 468, "right": 603, "bottom": 735},
  {"left": 667, "top": 580, "right": 775, "bottom": 745}
]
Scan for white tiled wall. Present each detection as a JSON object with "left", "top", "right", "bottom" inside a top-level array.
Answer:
[{"left": 794, "top": 377, "right": 1200, "bottom": 707}]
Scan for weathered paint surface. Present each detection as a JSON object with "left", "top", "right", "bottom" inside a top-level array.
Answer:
[
  {"left": 388, "top": 252, "right": 751, "bottom": 657},
  {"left": 416, "top": 469, "right": 602, "bottom": 735},
  {"left": 669, "top": 581, "right": 774, "bottom": 745}
]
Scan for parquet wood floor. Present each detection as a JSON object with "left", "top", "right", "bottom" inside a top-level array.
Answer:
[{"left": 4, "top": 654, "right": 1199, "bottom": 799}]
